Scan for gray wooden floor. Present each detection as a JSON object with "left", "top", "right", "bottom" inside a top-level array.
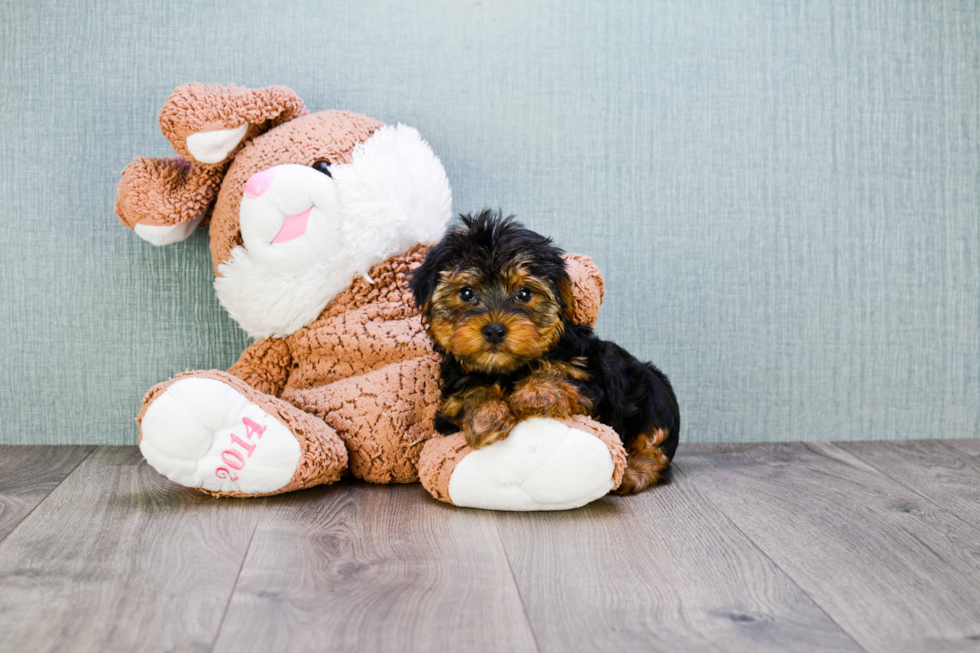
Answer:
[{"left": 0, "top": 442, "right": 979, "bottom": 653}]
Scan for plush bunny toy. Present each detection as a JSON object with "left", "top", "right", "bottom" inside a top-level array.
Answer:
[{"left": 116, "top": 83, "right": 626, "bottom": 510}]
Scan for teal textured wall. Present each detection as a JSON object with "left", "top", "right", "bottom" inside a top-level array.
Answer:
[{"left": 1, "top": 0, "right": 977, "bottom": 444}]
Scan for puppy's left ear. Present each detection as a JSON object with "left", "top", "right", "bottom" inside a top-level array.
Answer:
[
  {"left": 558, "top": 277, "right": 576, "bottom": 322},
  {"left": 410, "top": 240, "right": 449, "bottom": 316}
]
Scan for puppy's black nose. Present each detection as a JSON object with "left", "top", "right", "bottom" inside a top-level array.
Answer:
[{"left": 482, "top": 322, "right": 508, "bottom": 344}]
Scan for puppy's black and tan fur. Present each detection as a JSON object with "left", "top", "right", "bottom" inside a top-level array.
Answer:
[{"left": 411, "top": 210, "right": 680, "bottom": 494}]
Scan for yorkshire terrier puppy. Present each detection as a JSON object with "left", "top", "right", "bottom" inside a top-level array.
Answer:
[{"left": 411, "top": 210, "right": 680, "bottom": 494}]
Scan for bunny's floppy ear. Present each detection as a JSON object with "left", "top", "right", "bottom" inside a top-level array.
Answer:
[
  {"left": 158, "top": 83, "right": 306, "bottom": 164},
  {"left": 115, "top": 84, "right": 307, "bottom": 246}
]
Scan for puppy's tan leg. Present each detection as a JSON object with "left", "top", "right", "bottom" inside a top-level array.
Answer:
[
  {"left": 465, "top": 399, "right": 517, "bottom": 449},
  {"left": 440, "top": 384, "right": 517, "bottom": 449},
  {"left": 613, "top": 428, "right": 672, "bottom": 495},
  {"left": 508, "top": 366, "right": 592, "bottom": 422}
]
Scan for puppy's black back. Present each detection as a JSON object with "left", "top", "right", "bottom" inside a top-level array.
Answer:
[{"left": 550, "top": 323, "right": 680, "bottom": 461}]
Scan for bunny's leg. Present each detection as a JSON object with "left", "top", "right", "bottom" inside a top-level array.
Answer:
[
  {"left": 138, "top": 371, "right": 347, "bottom": 497},
  {"left": 418, "top": 416, "right": 626, "bottom": 511},
  {"left": 284, "top": 355, "right": 443, "bottom": 485}
]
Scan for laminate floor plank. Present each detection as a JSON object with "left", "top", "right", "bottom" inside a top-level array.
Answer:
[
  {"left": 6, "top": 441, "right": 980, "bottom": 653},
  {"left": 211, "top": 481, "right": 538, "bottom": 653},
  {"left": 945, "top": 437, "right": 980, "bottom": 457},
  {"left": 837, "top": 440, "right": 980, "bottom": 530},
  {"left": 0, "top": 445, "right": 93, "bottom": 543},
  {"left": 0, "top": 446, "right": 263, "bottom": 653},
  {"left": 678, "top": 442, "right": 980, "bottom": 653},
  {"left": 493, "top": 463, "right": 864, "bottom": 653}
]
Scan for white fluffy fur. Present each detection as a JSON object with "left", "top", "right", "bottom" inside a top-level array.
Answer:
[
  {"left": 332, "top": 124, "right": 453, "bottom": 266},
  {"left": 215, "top": 124, "right": 453, "bottom": 339}
]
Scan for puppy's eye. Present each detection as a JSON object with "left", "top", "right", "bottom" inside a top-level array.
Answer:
[
  {"left": 311, "top": 160, "right": 332, "bottom": 177},
  {"left": 516, "top": 286, "right": 532, "bottom": 303},
  {"left": 458, "top": 287, "right": 476, "bottom": 302}
]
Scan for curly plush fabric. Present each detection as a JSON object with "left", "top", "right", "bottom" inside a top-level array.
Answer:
[
  {"left": 285, "top": 244, "right": 431, "bottom": 388},
  {"left": 158, "top": 83, "right": 308, "bottom": 163},
  {"left": 115, "top": 156, "right": 227, "bottom": 228},
  {"left": 564, "top": 253, "right": 605, "bottom": 328},
  {"left": 228, "top": 338, "right": 292, "bottom": 397},
  {"left": 417, "top": 433, "right": 472, "bottom": 504}
]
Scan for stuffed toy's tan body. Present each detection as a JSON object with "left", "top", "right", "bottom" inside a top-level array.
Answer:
[{"left": 118, "top": 84, "right": 626, "bottom": 510}]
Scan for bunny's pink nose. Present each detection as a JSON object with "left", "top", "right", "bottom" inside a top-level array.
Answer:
[{"left": 245, "top": 170, "right": 275, "bottom": 199}]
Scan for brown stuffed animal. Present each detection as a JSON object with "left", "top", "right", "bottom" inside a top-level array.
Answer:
[{"left": 117, "top": 83, "right": 626, "bottom": 510}]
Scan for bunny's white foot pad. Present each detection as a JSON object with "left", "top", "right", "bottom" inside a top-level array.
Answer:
[
  {"left": 139, "top": 378, "right": 300, "bottom": 494},
  {"left": 447, "top": 418, "right": 617, "bottom": 511}
]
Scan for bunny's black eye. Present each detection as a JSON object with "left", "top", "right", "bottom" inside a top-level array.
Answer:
[
  {"left": 516, "top": 287, "right": 532, "bottom": 303},
  {"left": 312, "top": 160, "right": 332, "bottom": 177},
  {"left": 459, "top": 287, "right": 476, "bottom": 302}
]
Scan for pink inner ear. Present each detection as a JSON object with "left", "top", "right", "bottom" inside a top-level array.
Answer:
[
  {"left": 245, "top": 170, "right": 275, "bottom": 199},
  {"left": 272, "top": 208, "right": 311, "bottom": 244}
]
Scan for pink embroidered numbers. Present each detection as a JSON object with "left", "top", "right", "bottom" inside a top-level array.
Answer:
[{"left": 215, "top": 417, "right": 268, "bottom": 482}]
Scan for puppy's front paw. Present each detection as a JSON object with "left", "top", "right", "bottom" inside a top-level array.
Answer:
[
  {"left": 465, "top": 400, "right": 517, "bottom": 449},
  {"left": 509, "top": 371, "right": 592, "bottom": 422}
]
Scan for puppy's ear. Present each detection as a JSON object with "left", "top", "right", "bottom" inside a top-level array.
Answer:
[
  {"left": 558, "top": 277, "right": 576, "bottom": 322},
  {"left": 411, "top": 240, "right": 450, "bottom": 316}
]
